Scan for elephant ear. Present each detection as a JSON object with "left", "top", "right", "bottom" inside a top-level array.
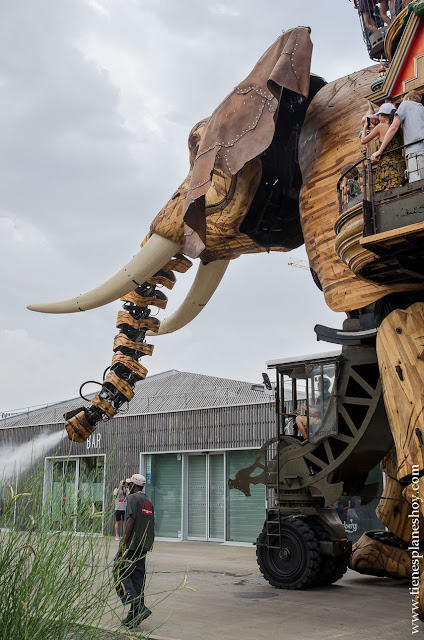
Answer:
[{"left": 183, "top": 27, "right": 313, "bottom": 258}]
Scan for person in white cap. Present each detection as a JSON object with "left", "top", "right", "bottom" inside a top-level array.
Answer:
[
  {"left": 362, "top": 102, "right": 405, "bottom": 191},
  {"left": 115, "top": 473, "right": 155, "bottom": 629},
  {"left": 360, "top": 102, "right": 395, "bottom": 149},
  {"left": 371, "top": 91, "right": 424, "bottom": 183},
  {"left": 112, "top": 479, "right": 127, "bottom": 541}
]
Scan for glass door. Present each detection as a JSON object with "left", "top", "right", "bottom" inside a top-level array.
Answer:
[
  {"left": 50, "top": 459, "right": 77, "bottom": 531},
  {"left": 188, "top": 454, "right": 207, "bottom": 539},
  {"left": 144, "top": 453, "right": 182, "bottom": 538},
  {"left": 226, "top": 450, "right": 266, "bottom": 543},
  {"left": 187, "top": 453, "right": 225, "bottom": 541},
  {"left": 209, "top": 454, "right": 225, "bottom": 541},
  {"left": 76, "top": 456, "right": 105, "bottom": 534}
]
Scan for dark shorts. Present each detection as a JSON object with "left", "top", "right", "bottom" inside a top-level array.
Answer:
[
  {"left": 358, "top": 0, "right": 377, "bottom": 12},
  {"left": 115, "top": 510, "right": 125, "bottom": 522}
]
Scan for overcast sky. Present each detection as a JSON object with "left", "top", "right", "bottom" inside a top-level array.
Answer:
[{"left": 0, "top": 0, "right": 373, "bottom": 412}]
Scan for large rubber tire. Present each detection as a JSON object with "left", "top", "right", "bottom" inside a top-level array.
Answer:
[
  {"left": 256, "top": 517, "right": 321, "bottom": 589},
  {"left": 308, "top": 519, "right": 349, "bottom": 587}
]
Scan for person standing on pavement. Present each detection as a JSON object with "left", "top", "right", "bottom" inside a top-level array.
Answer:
[
  {"left": 113, "top": 480, "right": 128, "bottom": 541},
  {"left": 116, "top": 473, "right": 155, "bottom": 629}
]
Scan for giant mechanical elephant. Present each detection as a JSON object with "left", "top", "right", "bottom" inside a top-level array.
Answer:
[{"left": 28, "top": 27, "right": 424, "bottom": 616}]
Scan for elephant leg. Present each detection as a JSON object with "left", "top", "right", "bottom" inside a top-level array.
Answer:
[
  {"left": 403, "top": 479, "right": 424, "bottom": 620},
  {"left": 375, "top": 302, "right": 424, "bottom": 618},
  {"left": 64, "top": 255, "right": 192, "bottom": 442},
  {"left": 376, "top": 302, "right": 424, "bottom": 485},
  {"left": 377, "top": 447, "right": 424, "bottom": 544},
  {"left": 350, "top": 447, "right": 415, "bottom": 579},
  {"left": 350, "top": 530, "right": 412, "bottom": 579}
]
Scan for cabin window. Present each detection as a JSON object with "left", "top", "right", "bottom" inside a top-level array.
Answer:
[
  {"left": 277, "top": 361, "right": 338, "bottom": 442},
  {"left": 306, "top": 364, "right": 337, "bottom": 443}
]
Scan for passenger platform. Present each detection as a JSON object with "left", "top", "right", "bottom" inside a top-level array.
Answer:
[{"left": 334, "top": 4, "right": 424, "bottom": 288}]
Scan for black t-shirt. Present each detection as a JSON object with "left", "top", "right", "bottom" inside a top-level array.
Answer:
[{"left": 125, "top": 491, "right": 155, "bottom": 554}]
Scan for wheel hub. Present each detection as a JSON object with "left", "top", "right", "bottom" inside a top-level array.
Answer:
[
  {"left": 256, "top": 517, "right": 322, "bottom": 589},
  {"left": 279, "top": 547, "right": 291, "bottom": 561}
]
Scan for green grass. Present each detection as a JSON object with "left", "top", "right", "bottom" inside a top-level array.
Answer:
[{"left": 0, "top": 456, "right": 149, "bottom": 639}]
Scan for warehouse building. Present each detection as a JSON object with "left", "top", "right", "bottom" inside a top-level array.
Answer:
[
  {"left": 0, "top": 365, "right": 384, "bottom": 544},
  {"left": 0, "top": 370, "right": 275, "bottom": 543}
]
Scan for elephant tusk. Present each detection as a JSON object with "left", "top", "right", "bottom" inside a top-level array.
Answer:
[
  {"left": 27, "top": 234, "right": 182, "bottom": 314},
  {"left": 146, "top": 259, "right": 230, "bottom": 336}
]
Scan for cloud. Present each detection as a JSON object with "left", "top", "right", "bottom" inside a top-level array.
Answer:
[
  {"left": 209, "top": 4, "right": 240, "bottom": 17},
  {"left": 0, "top": 328, "right": 77, "bottom": 409},
  {"left": 1, "top": 0, "right": 370, "bottom": 411},
  {"left": 0, "top": 302, "right": 118, "bottom": 410},
  {"left": 148, "top": 247, "right": 344, "bottom": 383},
  {"left": 0, "top": 214, "right": 66, "bottom": 305},
  {"left": 0, "top": 214, "right": 50, "bottom": 251},
  {"left": 83, "top": 0, "right": 111, "bottom": 18}
]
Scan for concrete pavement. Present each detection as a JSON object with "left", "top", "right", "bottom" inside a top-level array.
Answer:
[{"left": 102, "top": 539, "right": 416, "bottom": 640}]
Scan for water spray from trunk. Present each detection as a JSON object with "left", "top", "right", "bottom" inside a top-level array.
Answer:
[{"left": 0, "top": 429, "right": 66, "bottom": 483}]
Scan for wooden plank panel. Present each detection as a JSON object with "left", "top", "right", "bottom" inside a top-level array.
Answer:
[
  {"left": 299, "top": 66, "right": 424, "bottom": 312},
  {"left": 360, "top": 220, "right": 424, "bottom": 246},
  {"left": 376, "top": 302, "right": 424, "bottom": 479}
]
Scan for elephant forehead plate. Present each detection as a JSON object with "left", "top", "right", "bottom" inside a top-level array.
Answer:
[{"left": 183, "top": 27, "right": 313, "bottom": 258}]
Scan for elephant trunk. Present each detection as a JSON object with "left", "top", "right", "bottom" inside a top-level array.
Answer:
[{"left": 64, "top": 254, "right": 193, "bottom": 442}]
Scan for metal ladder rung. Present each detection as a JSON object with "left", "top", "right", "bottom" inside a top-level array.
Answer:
[{"left": 264, "top": 436, "right": 284, "bottom": 508}]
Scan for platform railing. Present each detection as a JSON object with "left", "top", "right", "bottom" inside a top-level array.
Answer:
[
  {"left": 353, "top": 0, "right": 405, "bottom": 60},
  {"left": 337, "top": 157, "right": 368, "bottom": 213},
  {"left": 337, "top": 138, "right": 424, "bottom": 218}
]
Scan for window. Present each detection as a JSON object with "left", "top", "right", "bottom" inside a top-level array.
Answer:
[
  {"left": 226, "top": 450, "right": 265, "bottom": 543},
  {"left": 144, "top": 453, "right": 182, "bottom": 538},
  {"left": 306, "top": 363, "right": 337, "bottom": 442},
  {"left": 45, "top": 455, "right": 105, "bottom": 535}
]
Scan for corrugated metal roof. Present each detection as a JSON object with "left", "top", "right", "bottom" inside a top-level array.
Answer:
[{"left": 1, "top": 370, "right": 274, "bottom": 428}]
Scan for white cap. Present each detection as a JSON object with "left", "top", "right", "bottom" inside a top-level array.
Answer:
[
  {"left": 126, "top": 473, "right": 146, "bottom": 487},
  {"left": 376, "top": 103, "right": 395, "bottom": 115}
]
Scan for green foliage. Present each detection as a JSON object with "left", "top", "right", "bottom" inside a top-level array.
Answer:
[{"left": 0, "top": 458, "right": 148, "bottom": 640}]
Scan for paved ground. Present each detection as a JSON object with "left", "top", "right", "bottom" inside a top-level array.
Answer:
[{"left": 100, "top": 539, "right": 417, "bottom": 640}]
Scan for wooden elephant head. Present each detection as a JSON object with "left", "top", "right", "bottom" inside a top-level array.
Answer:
[
  {"left": 31, "top": 28, "right": 399, "bottom": 441},
  {"left": 28, "top": 27, "right": 324, "bottom": 324}
]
